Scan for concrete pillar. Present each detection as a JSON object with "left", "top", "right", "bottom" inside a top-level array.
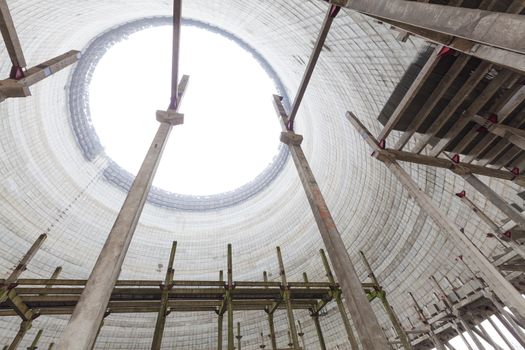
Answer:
[
  {"left": 457, "top": 318, "right": 486, "bottom": 350},
  {"left": 347, "top": 111, "right": 525, "bottom": 322},
  {"left": 276, "top": 247, "right": 299, "bottom": 349},
  {"left": 473, "top": 324, "right": 503, "bottom": 350},
  {"left": 312, "top": 315, "right": 326, "bottom": 350},
  {"left": 236, "top": 322, "right": 242, "bottom": 350},
  {"left": 360, "top": 251, "right": 412, "bottom": 350},
  {"left": 487, "top": 317, "right": 517, "bottom": 350},
  {"left": 274, "top": 96, "right": 389, "bottom": 350},
  {"left": 8, "top": 320, "right": 31, "bottom": 350},
  {"left": 320, "top": 249, "right": 359, "bottom": 349},
  {"left": 56, "top": 76, "right": 187, "bottom": 349},
  {"left": 151, "top": 241, "right": 177, "bottom": 350},
  {"left": 27, "top": 330, "right": 43, "bottom": 350},
  {"left": 263, "top": 271, "right": 277, "bottom": 350},
  {"left": 227, "top": 244, "right": 234, "bottom": 350}
]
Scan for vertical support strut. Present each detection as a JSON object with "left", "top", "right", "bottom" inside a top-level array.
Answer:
[
  {"left": 227, "top": 244, "right": 234, "bottom": 350},
  {"left": 151, "top": 241, "right": 177, "bottom": 350},
  {"left": 360, "top": 251, "right": 412, "bottom": 350},
  {"left": 264, "top": 271, "right": 277, "bottom": 350},
  {"left": 27, "top": 329, "right": 43, "bottom": 350},
  {"left": 319, "top": 249, "right": 359, "bottom": 350},
  {"left": 487, "top": 317, "right": 518, "bottom": 350},
  {"left": 218, "top": 270, "right": 224, "bottom": 350},
  {"left": 276, "top": 247, "right": 299, "bottom": 349},
  {"left": 346, "top": 111, "right": 525, "bottom": 322},
  {"left": 312, "top": 314, "right": 327, "bottom": 350},
  {"left": 236, "top": 322, "right": 242, "bottom": 350},
  {"left": 273, "top": 96, "right": 388, "bottom": 350},
  {"left": 297, "top": 320, "right": 306, "bottom": 350}
]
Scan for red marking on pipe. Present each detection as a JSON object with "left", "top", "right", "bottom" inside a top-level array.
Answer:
[
  {"left": 438, "top": 47, "right": 453, "bottom": 57},
  {"left": 511, "top": 168, "right": 520, "bottom": 176},
  {"left": 378, "top": 139, "right": 386, "bottom": 149},
  {"left": 9, "top": 66, "right": 24, "bottom": 80},
  {"left": 455, "top": 190, "right": 466, "bottom": 198},
  {"left": 503, "top": 231, "right": 512, "bottom": 239},
  {"left": 476, "top": 126, "right": 488, "bottom": 133},
  {"left": 329, "top": 5, "right": 341, "bottom": 18},
  {"left": 488, "top": 114, "right": 498, "bottom": 124},
  {"left": 455, "top": 255, "right": 463, "bottom": 261},
  {"left": 451, "top": 154, "right": 460, "bottom": 164}
]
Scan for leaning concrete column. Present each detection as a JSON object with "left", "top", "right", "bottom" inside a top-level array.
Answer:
[
  {"left": 273, "top": 96, "right": 388, "bottom": 350},
  {"left": 494, "top": 311, "right": 525, "bottom": 347},
  {"left": 457, "top": 318, "right": 486, "bottom": 350},
  {"left": 360, "top": 251, "right": 412, "bottom": 350},
  {"left": 151, "top": 241, "right": 177, "bottom": 350},
  {"left": 55, "top": 75, "right": 187, "bottom": 349},
  {"left": 227, "top": 244, "right": 234, "bottom": 350},
  {"left": 347, "top": 111, "right": 525, "bottom": 321},
  {"left": 27, "top": 329, "right": 43, "bottom": 350},
  {"left": 276, "top": 247, "right": 299, "bottom": 349},
  {"left": 8, "top": 320, "right": 32, "bottom": 350},
  {"left": 320, "top": 249, "right": 358, "bottom": 350}
]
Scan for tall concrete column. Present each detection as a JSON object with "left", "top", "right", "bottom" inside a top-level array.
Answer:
[
  {"left": 218, "top": 270, "right": 224, "bottom": 350},
  {"left": 273, "top": 95, "right": 389, "bottom": 350},
  {"left": 56, "top": 74, "right": 187, "bottom": 349},
  {"left": 276, "top": 247, "right": 300, "bottom": 349},
  {"left": 452, "top": 322, "right": 474, "bottom": 350},
  {"left": 263, "top": 271, "right": 277, "bottom": 350},
  {"left": 236, "top": 322, "right": 242, "bottom": 350}
]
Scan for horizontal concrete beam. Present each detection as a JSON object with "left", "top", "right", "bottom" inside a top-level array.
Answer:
[{"left": 333, "top": 0, "right": 525, "bottom": 55}]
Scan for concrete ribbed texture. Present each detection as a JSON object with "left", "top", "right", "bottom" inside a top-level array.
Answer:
[{"left": 0, "top": 0, "right": 521, "bottom": 349}]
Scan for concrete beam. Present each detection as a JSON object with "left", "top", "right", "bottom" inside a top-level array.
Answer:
[
  {"left": 334, "top": 0, "right": 525, "bottom": 55},
  {"left": 471, "top": 115, "right": 525, "bottom": 151},
  {"left": 0, "top": 0, "right": 26, "bottom": 68},
  {"left": 348, "top": 110, "right": 525, "bottom": 322}
]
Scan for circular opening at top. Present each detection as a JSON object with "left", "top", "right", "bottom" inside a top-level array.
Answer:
[{"left": 89, "top": 25, "right": 282, "bottom": 195}]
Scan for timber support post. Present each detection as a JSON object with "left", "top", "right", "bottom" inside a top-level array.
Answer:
[
  {"left": 151, "top": 241, "right": 177, "bottom": 350},
  {"left": 27, "top": 329, "right": 43, "bottom": 350},
  {"left": 227, "top": 244, "right": 234, "bottom": 350}
]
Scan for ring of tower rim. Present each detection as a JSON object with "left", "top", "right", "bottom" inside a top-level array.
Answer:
[{"left": 68, "top": 16, "right": 290, "bottom": 211}]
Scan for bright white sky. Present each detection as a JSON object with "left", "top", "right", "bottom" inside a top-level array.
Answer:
[{"left": 90, "top": 25, "right": 281, "bottom": 195}]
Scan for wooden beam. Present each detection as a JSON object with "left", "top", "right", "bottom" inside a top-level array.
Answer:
[
  {"left": 379, "top": 45, "right": 442, "bottom": 141},
  {"left": 0, "top": 0, "right": 26, "bottom": 68}
]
